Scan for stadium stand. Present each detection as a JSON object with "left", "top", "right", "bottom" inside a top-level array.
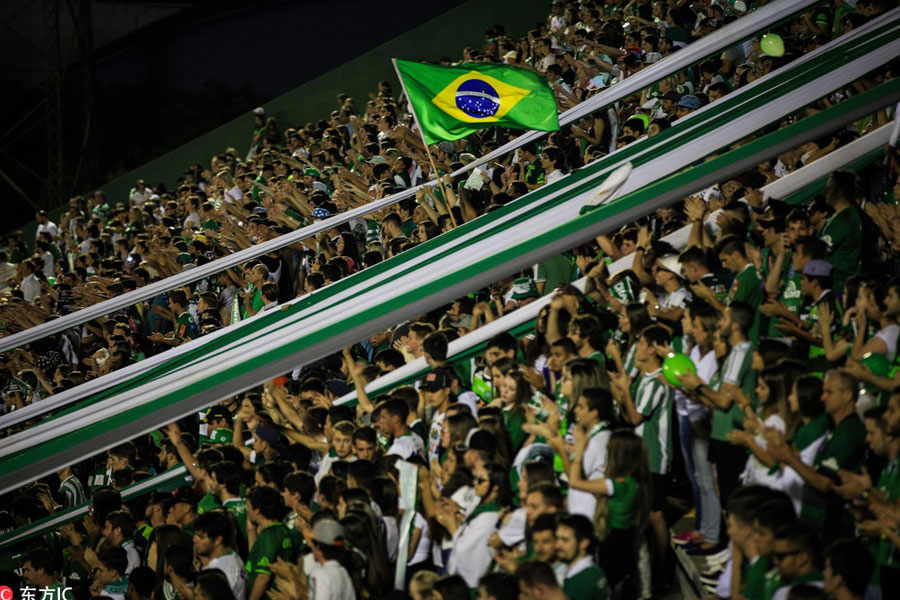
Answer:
[{"left": 2, "top": 1, "right": 900, "bottom": 599}]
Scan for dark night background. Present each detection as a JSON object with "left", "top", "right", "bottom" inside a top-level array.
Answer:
[{"left": 0, "top": 0, "right": 466, "bottom": 233}]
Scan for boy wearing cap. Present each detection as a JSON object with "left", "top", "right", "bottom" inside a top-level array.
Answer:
[
  {"left": 675, "top": 95, "right": 700, "bottom": 119},
  {"left": 306, "top": 519, "right": 356, "bottom": 600},
  {"left": 246, "top": 485, "right": 296, "bottom": 600},
  {"left": 420, "top": 367, "right": 455, "bottom": 464},
  {"left": 200, "top": 405, "right": 234, "bottom": 445},
  {"left": 167, "top": 486, "right": 200, "bottom": 535},
  {"left": 644, "top": 254, "right": 692, "bottom": 325}
]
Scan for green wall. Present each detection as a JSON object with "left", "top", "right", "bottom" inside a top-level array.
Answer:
[{"left": 95, "top": 0, "right": 549, "bottom": 207}]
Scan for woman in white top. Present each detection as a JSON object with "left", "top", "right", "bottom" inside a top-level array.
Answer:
[
  {"left": 672, "top": 303, "right": 722, "bottom": 548},
  {"left": 729, "top": 366, "right": 796, "bottom": 490},
  {"left": 442, "top": 462, "right": 512, "bottom": 588}
]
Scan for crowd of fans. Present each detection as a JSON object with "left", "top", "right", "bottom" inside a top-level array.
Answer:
[{"left": 2, "top": 0, "right": 900, "bottom": 599}]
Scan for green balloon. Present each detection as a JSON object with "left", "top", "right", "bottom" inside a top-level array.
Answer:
[
  {"left": 662, "top": 353, "right": 697, "bottom": 387},
  {"left": 761, "top": 33, "right": 785, "bottom": 58}
]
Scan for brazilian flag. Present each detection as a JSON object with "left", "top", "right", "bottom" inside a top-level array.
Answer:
[{"left": 394, "top": 59, "right": 560, "bottom": 144}]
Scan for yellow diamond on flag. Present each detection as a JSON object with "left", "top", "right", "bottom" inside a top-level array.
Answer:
[{"left": 431, "top": 71, "right": 533, "bottom": 124}]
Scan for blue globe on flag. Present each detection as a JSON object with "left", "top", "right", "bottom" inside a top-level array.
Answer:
[{"left": 455, "top": 79, "right": 500, "bottom": 118}]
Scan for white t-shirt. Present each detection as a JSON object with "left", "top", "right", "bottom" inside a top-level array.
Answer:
[
  {"left": 545, "top": 169, "right": 565, "bottom": 185},
  {"left": 21, "top": 273, "right": 40, "bottom": 303},
  {"left": 122, "top": 539, "right": 140, "bottom": 574},
  {"left": 36, "top": 221, "right": 59, "bottom": 240},
  {"left": 428, "top": 411, "right": 447, "bottom": 464},
  {"left": 383, "top": 514, "right": 399, "bottom": 564},
  {"left": 567, "top": 423, "right": 611, "bottom": 519},
  {"left": 309, "top": 559, "right": 356, "bottom": 600},
  {"left": 661, "top": 286, "right": 692, "bottom": 310},
  {"left": 675, "top": 346, "right": 717, "bottom": 419},
  {"left": 387, "top": 432, "right": 425, "bottom": 460},
  {"left": 875, "top": 324, "right": 900, "bottom": 360},
  {"left": 447, "top": 508, "right": 500, "bottom": 588},
  {"left": 740, "top": 414, "right": 785, "bottom": 489},
  {"left": 409, "top": 511, "right": 432, "bottom": 566},
  {"left": 130, "top": 188, "right": 152, "bottom": 207},
  {"left": 206, "top": 551, "right": 247, "bottom": 600}
]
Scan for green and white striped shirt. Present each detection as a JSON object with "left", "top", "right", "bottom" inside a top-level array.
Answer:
[
  {"left": 711, "top": 340, "right": 753, "bottom": 441},
  {"left": 59, "top": 474, "right": 86, "bottom": 508},
  {"left": 634, "top": 368, "right": 673, "bottom": 474}
]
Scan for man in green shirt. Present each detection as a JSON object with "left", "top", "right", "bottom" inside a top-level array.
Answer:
[
  {"left": 819, "top": 171, "right": 862, "bottom": 293},
  {"left": 693, "top": 235, "right": 763, "bottom": 339},
  {"left": 771, "top": 370, "right": 866, "bottom": 541},
  {"left": 515, "top": 560, "right": 567, "bottom": 600},
  {"left": 534, "top": 254, "right": 575, "bottom": 295},
  {"left": 149, "top": 291, "right": 196, "bottom": 346},
  {"left": 761, "top": 236, "right": 825, "bottom": 339},
  {"left": 92, "top": 546, "right": 129, "bottom": 600},
  {"left": 246, "top": 485, "right": 296, "bottom": 600},
  {"left": 768, "top": 523, "right": 824, "bottom": 599},
  {"left": 682, "top": 301, "right": 756, "bottom": 505},
  {"left": 823, "top": 539, "right": 875, "bottom": 600},
  {"left": 23, "top": 548, "right": 74, "bottom": 600},
  {"left": 211, "top": 461, "right": 248, "bottom": 538},
  {"left": 555, "top": 515, "right": 610, "bottom": 600},
  {"left": 834, "top": 393, "right": 900, "bottom": 586}
]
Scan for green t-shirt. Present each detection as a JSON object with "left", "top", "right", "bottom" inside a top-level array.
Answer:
[
  {"left": 198, "top": 490, "right": 220, "bottom": 514},
  {"left": 224, "top": 497, "right": 248, "bottom": 538},
  {"left": 563, "top": 563, "right": 610, "bottom": 600},
  {"left": 252, "top": 289, "right": 264, "bottom": 312},
  {"left": 523, "top": 160, "right": 545, "bottom": 185},
  {"left": 741, "top": 555, "right": 771, "bottom": 600},
  {"left": 175, "top": 311, "right": 197, "bottom": 341},
  {"left": 819, "top": 205, "right": 862, "bottom": 292},
  {"left": 801, "top": 414, "right": 866, "bottom": 523},
  {"left": 103, "top": 577, "right": 129, "bottom": 599},
  {"left": 246, "top": 523, "right": 296, "bottom": 598},
  {"left": 535, "top": 255, "right": 575, "bottom": 294},
  {"left": 728, "top": 264, "right": 763, "bottom": 340},
  {"left": 401, "top": 220, "right": 417, "bottom": 238},
  {"left": 503, "top": 408, "right": 527, "bottom": 452},
  {"left": 766, "top": 258, "right": 803, "bottom": 337},
  {"left": 608, "top": 476, "right": 638, "bottom": 530}
]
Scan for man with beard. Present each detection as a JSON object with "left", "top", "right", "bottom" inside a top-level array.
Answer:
[{"left": 193, "top": 510, "right": 247, "bottom": 600}]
